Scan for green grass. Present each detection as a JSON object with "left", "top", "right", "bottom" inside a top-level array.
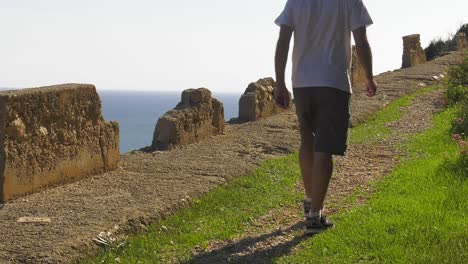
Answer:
[
  {"left": 80, "top": 86, "right": 460, "bottom": 263},
  {"left": 349, "top": 86, "right": 436, "bottom": 145},
  {"left": 80, "top": 155, "right": 304, "bottom": 263},
  {"left": 275, "top": 108, "right": 467, "bottom": 264}
]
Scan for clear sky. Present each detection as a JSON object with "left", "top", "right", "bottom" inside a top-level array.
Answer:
[{"left": 1, "top": 0, "right": 466, "bottom": 93}]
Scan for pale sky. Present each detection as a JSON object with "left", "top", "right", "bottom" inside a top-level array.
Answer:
[{"left": 1, "top": 0, "right": 466, "bottom": 93}]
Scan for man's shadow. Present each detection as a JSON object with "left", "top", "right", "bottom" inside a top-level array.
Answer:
[{"left": 187, "top": 222, "right": 311, "bottom": 264}]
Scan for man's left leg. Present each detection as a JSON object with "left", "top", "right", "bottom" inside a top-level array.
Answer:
[{"left": 303, "top": 152, "right": 334, "bottom": 235}]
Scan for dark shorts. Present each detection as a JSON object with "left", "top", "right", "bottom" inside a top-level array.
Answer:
[{"left": 293, "top": 87, "right": 351, "bottom": 156}]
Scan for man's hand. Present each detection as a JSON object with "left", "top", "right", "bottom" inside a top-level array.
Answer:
[
  {"left": 365, "top": 79, "right": 378, "bottom": 97},
  {"left": 274, "top": 83, "right": 290, "bottom": 109}
]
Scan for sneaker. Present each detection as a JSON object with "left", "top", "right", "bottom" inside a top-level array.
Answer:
[
  {"left": 303, "top": 200, "right": 334, "bottom": 235},
  {"left": 304, "top": 215, "right": 334, "bottom": 235},
  {"left": 320, "top": 215, "right": 334, "bottom": 228}
]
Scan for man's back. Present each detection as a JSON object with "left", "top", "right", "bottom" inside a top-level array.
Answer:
[{"left": 275, "top": 0, "right": 373, "bottom": 93}]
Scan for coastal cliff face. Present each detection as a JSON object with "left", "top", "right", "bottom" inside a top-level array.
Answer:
[
  {"left": 239, "top": 78, "right": 292, "bottom": 122},
  {"left": 0, "top": 84, "right": 119, "bottom": 202},
  {"left": 402, "top": 34, "right": 427, "bottom": 68},
  {"left": 152, "top": 88, "right": 225, "bottom": 150}
]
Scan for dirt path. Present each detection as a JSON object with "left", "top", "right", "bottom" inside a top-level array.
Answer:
[
  {"left": 190, "top": 88, "right": 447, "bottom": 264},
  {"left": 0, "top": 52, "right": 463, "bottom": 264}
]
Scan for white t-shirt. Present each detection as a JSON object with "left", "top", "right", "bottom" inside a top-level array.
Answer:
[{"left": 275, "top": 0, "right": 373, "bottom": 93}]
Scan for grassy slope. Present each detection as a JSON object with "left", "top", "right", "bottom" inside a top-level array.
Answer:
[
  {"left": 276, "top": 108, "right": 467, "bottom": 264},
  {"left": 81, "top": 86, "right": 465, "bottom": 263}
]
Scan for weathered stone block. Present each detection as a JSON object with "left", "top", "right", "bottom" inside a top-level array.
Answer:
[
  {"left": 0, "top": 84, "right": 120, "bottom": 202},
  {"left": 402, "top": 34, "right": 427, "bottom": 68},
  {"left": 239, "top": 78, "right": 291, "bottom": 122},
  {"left": 453, "top": 32, "right": 468, "bottom": 50},
  {"left": 152, "top": 88, "right": 225, "bottom": 150},
  {"left": 351, "top": 45, "right": 367, "bottom": 86}
]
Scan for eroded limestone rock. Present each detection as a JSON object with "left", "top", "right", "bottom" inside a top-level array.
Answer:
[
  {"left": 0, "top": 84, "right": 120, "bottom": 202},
  {"left": 351, "top": 45, "right": 367, "bottom": 87},
  {"left": 5, "top": 118, "right": 26, "bottom": 142},
  {"left": 152, "top": 88, "right": 225, "bottom": 150},
  {"left": 239, "top": 78, "right": 291, "bottom": 122},
  {"left": 454, "top": 32, "right": 468, "bottom": 50},
  {"left": 402, "top": 34, "right": 427, "bottom": 68}
]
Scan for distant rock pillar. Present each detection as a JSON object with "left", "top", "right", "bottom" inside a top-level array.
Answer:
[
  {"left": 238, "top": 78, "right": 292, "bottom": 122},
  {"left": 453, "top": 32, "right": 468, "bottom": 50},
  {"left": 152, "top": 88, "right": 225, "bottom": 150},
  {"left": 402, "top": 34, "right": 427, "bottom": 68},
  {"left": 351, "top": 45, "right": 367, "bottom": 86}
]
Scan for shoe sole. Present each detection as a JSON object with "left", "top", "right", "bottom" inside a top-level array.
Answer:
[{"left": 304, "top": 225, "right": 334, "bottom": 236}]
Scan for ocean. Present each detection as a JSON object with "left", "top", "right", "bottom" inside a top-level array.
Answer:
[{"left": 98, "top": 90, "right": 241, "bottom": 153}]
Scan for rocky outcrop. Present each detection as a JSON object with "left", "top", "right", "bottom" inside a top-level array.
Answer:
[
  {"left": 152, "top": 88, "right": 225, "bottom": 150},
  {"left": 351, "top": 45, "right": 367, "bottom": 87},
  {"left": 402, "top": 34, "right": 427, "bottom": 68},
  {"left": 239, "top": 78, "right": 291, "bottom": 122},
  {"left": 453, "top": 32, "right": 467, "bottom": 50},
  {"left": 0, "top": 84, "right": 119, "bottom": 202}
]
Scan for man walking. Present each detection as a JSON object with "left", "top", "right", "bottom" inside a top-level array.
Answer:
[{"left": 274, "top": 0, "right": 377, "bottom": 235}]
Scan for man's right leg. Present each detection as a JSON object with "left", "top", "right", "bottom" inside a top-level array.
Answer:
[
  {"left": 300, "top": 145, "right": 335, "bottom": 235},
  {"left": 300, "top": 144, "right": 334, "bottom": 214},
  {"left": 310, "top": 152, "right": 333, "bottom": 213}
]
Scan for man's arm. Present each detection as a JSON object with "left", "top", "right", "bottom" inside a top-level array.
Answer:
[
  {"left": 274, "top": 25, "right": 293, "bottom": 108},
  {"left": 353, "top": 26, "right": 377, "bottom": 97}
]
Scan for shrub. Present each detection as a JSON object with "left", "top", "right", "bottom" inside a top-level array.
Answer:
[
  {"left": 447, "top": 52, "right": 468, "bottom": 162},
  {"left": 451, "top": 101, "right": 468, "bottom": 136},
  {"left": 425, "top": 39, "right": 452, "bottom": 61},
  {"left": 446, "top": 54, "right": 468, "bottom": 87},
  {"left": 451, "top": 131, "right": 467, "bottom": 166},
  {"left": 425, "top": 23, "right": 468, "bottom": 61},
  {"left": 446, "top": 54, "right": 468, "bottom": 105},
  {"left": 446, "top": 84, "right": 468, "bottom": 105},
  {"left": 456, "top": 24, "right": 468, "bottom": 37}
]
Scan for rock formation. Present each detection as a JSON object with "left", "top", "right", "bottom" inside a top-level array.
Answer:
[
  {"left": 351, "top": 45, "right": 367, "bottom": 86},
  {"left": 0, "top": 84, "right": 119, "bottom": 202},
  {"left": 453, "top": 32, "right": 467, "bottom": 50},
  {"left": 402, "top": 34, "right": 427, "bottom": 68},
  {"left": 239, "top": 78, "right": 291, "bottom": 122},
  {"left": 152, "top": 88, "right": 225, "bottom": 150}
]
